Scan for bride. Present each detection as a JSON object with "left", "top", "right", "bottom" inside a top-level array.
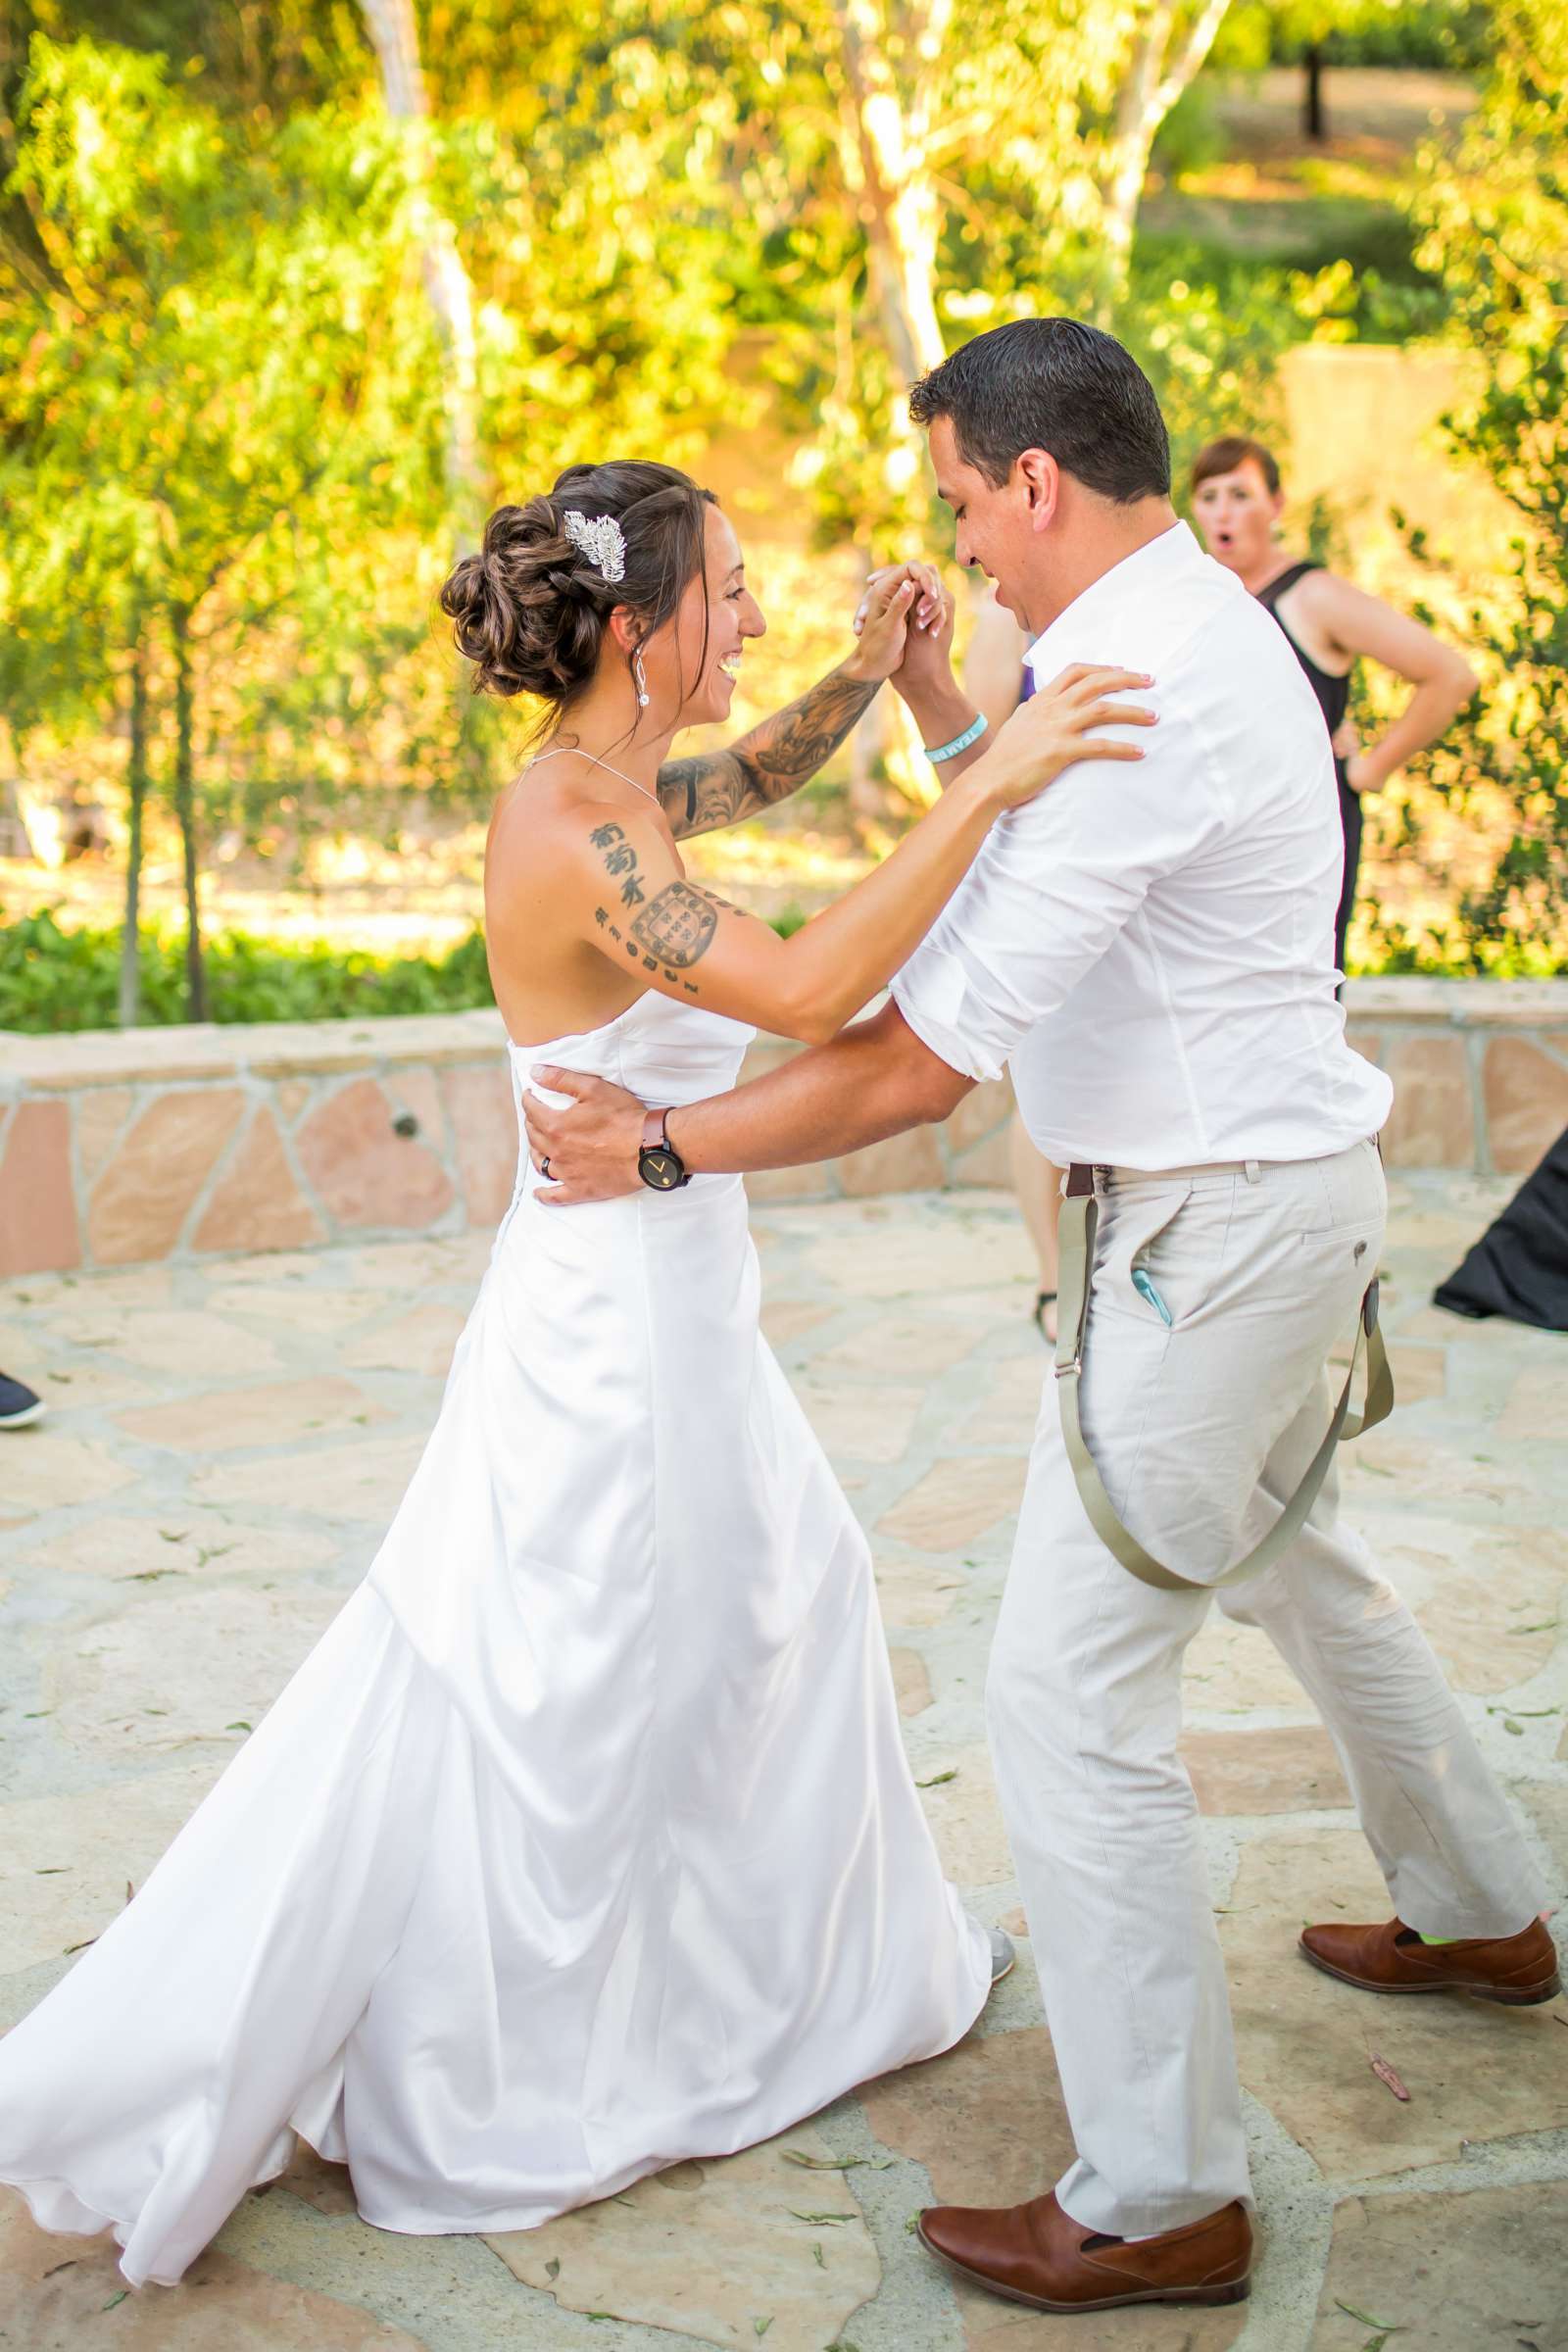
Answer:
[{"left": 0, "top": 459, "right": 1151, "bottom": 2291}]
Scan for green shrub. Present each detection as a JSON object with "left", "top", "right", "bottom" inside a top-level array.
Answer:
[
  {"left": 0, "top": 905, "right": 808, "bottom": 1033},
  {"left": 0, "top": 907, "right": 499, "bottom": 1034},
  {"left": 1211, "top": 2, "right": 1494, "bottom": 75},
  {"left": 1354, "top": 916, "right": 1565, "bottom": 978},
  {"left": 1152, "top": 82, "right": 1227, "bottom": 183}
]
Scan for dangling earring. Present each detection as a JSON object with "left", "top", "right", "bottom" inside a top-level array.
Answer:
[{"left": 632, "top": 646, "right": 650, "bottom": 709}]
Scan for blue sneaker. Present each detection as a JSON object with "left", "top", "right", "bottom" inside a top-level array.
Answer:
[{"left": 0, "top": 1373, "right": 44, "bottom": 1429}]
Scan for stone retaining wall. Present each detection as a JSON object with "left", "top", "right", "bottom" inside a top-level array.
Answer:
[
  {"left": 1344, "top": 979, "right": 1568, "bottom": 1179},
  {"left": 2, "top": 979, "right": 1565, "bottom": 1278},
  {"left": 0, "top": 1007, "right": 1012, "bottom": 1279}
]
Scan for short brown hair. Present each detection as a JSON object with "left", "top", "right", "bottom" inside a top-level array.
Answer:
[{"left": 1191, "top": 435, "right": 1281, "bottom": 497}]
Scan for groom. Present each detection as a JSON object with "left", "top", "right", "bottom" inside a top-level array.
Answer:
[{"left": 522, "top": 319, "right": 1557, "bottom": 2315}]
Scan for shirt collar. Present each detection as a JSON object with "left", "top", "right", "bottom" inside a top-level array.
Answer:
[{"left": 1024, "top": 520, "right": 1205, "bottom": 671}]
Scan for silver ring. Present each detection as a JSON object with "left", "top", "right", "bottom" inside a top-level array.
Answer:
[{"left": 540, "top": 1156, "right": 552, "bottom": 1180}]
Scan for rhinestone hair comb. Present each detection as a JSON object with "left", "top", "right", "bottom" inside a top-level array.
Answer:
[{"left": 562, "top": 510, "right": 626, "bottom": 584}]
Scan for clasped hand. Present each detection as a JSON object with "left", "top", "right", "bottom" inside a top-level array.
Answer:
[{"left": 851, "top": 560, "right": 956, "bottom": 693}]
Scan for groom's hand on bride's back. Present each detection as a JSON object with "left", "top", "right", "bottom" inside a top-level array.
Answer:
[{"left": 523, "top": 1068, "right": 645, "bottom": 1204}]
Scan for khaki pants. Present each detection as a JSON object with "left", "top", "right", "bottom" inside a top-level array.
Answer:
[{"left": 987, "top": 1141, "right": 1545, "bottom": 2238}]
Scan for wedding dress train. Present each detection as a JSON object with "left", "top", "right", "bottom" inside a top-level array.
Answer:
[{"left": 0, "top": 989, "right": 990, "bottom": 2286}]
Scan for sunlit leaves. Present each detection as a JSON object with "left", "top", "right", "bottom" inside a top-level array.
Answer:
[{"left": 1380, "top": 0, "right": 1568, "bottom": 966}]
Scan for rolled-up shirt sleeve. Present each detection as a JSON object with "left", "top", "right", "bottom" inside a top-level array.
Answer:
[{"left": 891, "top": 721, "right": 1222, "bottom": 1081}]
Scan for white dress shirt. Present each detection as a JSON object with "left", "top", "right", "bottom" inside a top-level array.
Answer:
[{"left": 891, "top": 521, "right": 1393, "bottom": 1168}]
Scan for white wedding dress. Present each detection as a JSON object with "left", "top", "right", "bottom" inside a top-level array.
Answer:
[{"left": 0, "top": 990, "right": 991, "bottom": 2287}]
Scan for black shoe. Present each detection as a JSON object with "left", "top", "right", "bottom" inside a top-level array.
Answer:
[{"left": 0, "top": 1373, "right": 45, "bottom": 1429}]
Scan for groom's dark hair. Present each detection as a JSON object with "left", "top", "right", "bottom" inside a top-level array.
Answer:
[{"left": 909, "top": 319, "right": 1171, "bottom": 504}]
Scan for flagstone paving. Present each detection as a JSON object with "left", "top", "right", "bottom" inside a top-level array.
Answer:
[{"left": 1, "top": 1174, "right": 1565, "bottom": 2352}]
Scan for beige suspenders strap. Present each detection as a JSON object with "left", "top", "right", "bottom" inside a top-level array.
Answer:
[{"left": 1054, "top": 1161, "right": 1396, "bottom": 1595}]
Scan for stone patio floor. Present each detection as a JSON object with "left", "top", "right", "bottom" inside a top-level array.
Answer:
[{"left": 1, "top": 1174, "right": 1566, "bottom": 2352}]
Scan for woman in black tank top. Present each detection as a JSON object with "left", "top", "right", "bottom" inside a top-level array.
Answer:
[
  {"left": 1253, "top": 559, "right": 1360, "bottom": 967},
  {"left": 1189, "top": 436, "right": 1480, "bottom": 976}
]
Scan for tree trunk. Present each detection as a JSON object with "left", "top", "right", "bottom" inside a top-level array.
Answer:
[
  {"left": 1100, "top": 0, "right": 1234, "bottom": 281},
  {"left": 834, "top": 0, "right": 950, "bottom": 380},
  {"left": 1102, "top": 2, "right": 1177, "bottom": 283},
  {"left": 170, "top": 606, "right": 208, "bottom": 1024},
  {"left": 358, "top": 0, "right": 482, "bottom": 547},
  {"left": 117, "top": 635, "right": 149, "bottom": 1030},
  {"left": 1303, "top": 44, "right": 1327, "bottom": 142},
  {"left": 877, "top": 179, "right": 946, "bottom": 380}
]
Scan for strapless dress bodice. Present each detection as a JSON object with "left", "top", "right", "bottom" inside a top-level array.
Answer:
[{"left": 505, "top": 987, "right": 756, "bottom": 1109}]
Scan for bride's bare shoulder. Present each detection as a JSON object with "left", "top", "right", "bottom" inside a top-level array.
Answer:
[{"left": 486, "top": 779, "right": 659, "bottom": 906}]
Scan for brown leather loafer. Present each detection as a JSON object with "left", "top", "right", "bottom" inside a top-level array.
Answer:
[
  {"left": 1300, "top": 1914, "right": 1561, "bottom": 2005},
  {"left": 917, "top": 2188, "right": 1251, "bottom": 2314}
]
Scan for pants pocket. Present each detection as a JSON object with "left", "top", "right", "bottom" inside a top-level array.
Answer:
[
  {"left": 1094, "top": 1182, "right": 1226, "bottom": 1335},
  {"left": 1301, "top": 1139, "right": 1386, "bottom": 1235}
]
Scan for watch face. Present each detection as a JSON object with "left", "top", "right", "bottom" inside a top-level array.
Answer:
[{"left": 639, "top": 1147, "right": 684, "bottom": 1192}]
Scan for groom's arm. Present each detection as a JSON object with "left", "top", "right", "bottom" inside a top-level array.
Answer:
[
  {"left": 525, "top": 1002, "right": 971, "bottom": 1202},
  {"left": 530, "top": 694, "right": 1202, "bottom": 1201}
]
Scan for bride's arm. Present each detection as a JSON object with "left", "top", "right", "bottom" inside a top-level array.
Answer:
[
  {"left": 655, "top": 662, "right": 882, "bottom": 838},
  {"left": 654, "top": 567, "right": 949, "bottom": 838},
  {"left": 564, "top": 665, "right": 1153, "bottom": 1047},
  {"left": 565, "top": 775, "right": 1004, "bottom": 1048}
]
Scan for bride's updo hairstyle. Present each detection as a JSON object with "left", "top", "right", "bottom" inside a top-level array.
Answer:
[{"left": 439, "top": 460, "right": 717, "bottom": 711}]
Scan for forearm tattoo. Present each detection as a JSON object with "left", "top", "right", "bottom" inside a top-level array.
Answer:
[
  {"left": 657, "top": 664, "right": 881, "bottom": 839},
  {"left": 590, "top": 824, "right": 743, "bottom": 999}
]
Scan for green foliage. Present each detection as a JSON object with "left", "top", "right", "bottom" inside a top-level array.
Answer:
[
  {"left": 0, "top": 902, "right": 807, "bottom": 1029},
  {"left": 0, "top": 15, "right": 747, "bottom": 889},
  {"left": 1152, "top": 81, "right": 1227, "bottom": 183},
  {"left": 1211, "top": 0, "right": 1493, "bottom": 73},
  {"left": 714, "top": 1, "right": 1243, "bottom": 553},
  {"left": 1143, "top": 191, "right": 1434, "bottom": 294},
  {"left": 1393, "top": 0, "right": 1568, "bottom": 968},
  {"left": 766, "top": 185, "right": 1369, "bottom": 561},
  {"left": 1117, "top": 252, "right": 1311, "bottom": 485},
  {"left": 1354, "top": 913, "right": 1565, "bottom": 978},
  {"left": 0, "top": 2, "right": 1537, "bottom": 996},
  {"left": 0, "top": 906, "right": 495, "bottom": 1030},
  {"left": 0, "top": 29, "right": 459, "bottom": 1014},
  {"left": 1, "top": 37, "right": 448, "bottom": 639},
  {"left": 8, "top": 0, "right": 364, "bottom": 118}
]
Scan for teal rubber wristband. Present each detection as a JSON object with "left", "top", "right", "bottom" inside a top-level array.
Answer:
[{"left": 925, "top": 710, "right": 988, "bottom": 764}]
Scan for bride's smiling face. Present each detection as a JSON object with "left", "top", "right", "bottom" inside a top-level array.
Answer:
[{"left": 644, "top": 504, "right": 767, "bottom": 731}]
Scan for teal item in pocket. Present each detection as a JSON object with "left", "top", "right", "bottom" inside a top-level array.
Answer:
[{"left": 1132, "top": 1267, "right": 1173, "bottom": 1327}]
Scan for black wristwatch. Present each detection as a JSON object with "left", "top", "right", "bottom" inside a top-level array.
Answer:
[{"left": 638, "top": 1106, "right": 691, "bottom": 1192}]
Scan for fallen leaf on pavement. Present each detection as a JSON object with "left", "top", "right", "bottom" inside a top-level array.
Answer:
[{"left": 1369, "top": 2055, "right": 1411, "bottom": 2101}]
